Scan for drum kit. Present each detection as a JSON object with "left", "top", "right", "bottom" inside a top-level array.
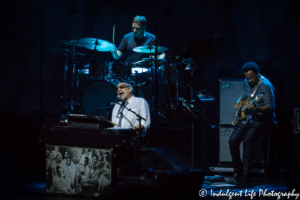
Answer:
[
  {"left": 51, "top": 29, "right": 217, "bottom": 127},
  {"left": 52, "top": 37, "right": 180, "bottom": 120}
]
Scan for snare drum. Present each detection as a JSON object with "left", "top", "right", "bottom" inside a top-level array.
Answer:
[{"left": 81, "top": 80, "right": 119, "bottom": 118}]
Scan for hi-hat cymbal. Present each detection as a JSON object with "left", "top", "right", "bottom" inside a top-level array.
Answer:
[
  {"left": 132, "top": 60, "right": 152, "bottom": 66},
  {"left": 78, "top": 38, "right": 115, "bottom": 52},
  {"left": 142, "top": 58, "right": 167, "bottom": 63},
  {"left": 133, "top": 46, "right": 168, "bottom": 53},
  {"left": 132, "top": 58, "right": 167, "bottom": 66},
  {"left": 51, "top": 48, "right": 85, "bottom": 56}
]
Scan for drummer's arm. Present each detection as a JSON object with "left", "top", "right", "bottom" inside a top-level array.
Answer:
[{"left": 111, "top": 48, "right": 123, "bottom": 60}]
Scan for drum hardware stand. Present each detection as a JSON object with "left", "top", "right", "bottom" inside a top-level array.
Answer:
[
  {"left": 154, "top": 4, "right": 172, "bottom": 119},
  {"left": 54, "top": 40, "right": 83, "bottom": 116},
  {"left": 71, "top": 39, "right": 77, "bottom": 100},
  {"left": 191, "top": 121, "right": 194, "bottom": 169},
  {"left": 49, "top": 51, "right": 79, "bottom": 117},
  {"left": 69, "top": 39, "right": 83, "bottom": 114},
  {"left": 102, "top": 62, "right": 106, "bottom": 81},
  {"left": 177, "top": 38, "right": 222, "bottom": 170},
  {"left": 164, "top": 57, "right": 171, "bottom": 122},
  {"left": 30, "top": 8, "right": 48, "bottom": 117},
  {"left": 134, "top": 70, "right": 139, "bottom": 97},
  {"left": 63, "top": 52, "right": 69, "bottom": 104}
]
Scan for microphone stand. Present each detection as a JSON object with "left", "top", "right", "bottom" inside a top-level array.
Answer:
[
  {"left": 115, "top": 102, "right": 146, "bottom": 176},
  {"left": 180, "top": 100, "right": 198, "bottom": 169}
]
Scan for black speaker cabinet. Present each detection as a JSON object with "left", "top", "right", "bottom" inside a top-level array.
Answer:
[
  {"left": 219, "top": 126, "right": 262, "bottom": 163},
  {"left": 219, "top": 78, "right": 244, "bottom": 125},
  {"left": 219, "top": 126, "right": 242, "bottom": 163}
]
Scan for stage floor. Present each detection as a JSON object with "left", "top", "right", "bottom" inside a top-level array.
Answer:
[
  {"left": 0, "top": 168, "right": 297, "bottom": 200},
  {"left": 0, "top": 118, "right": 299, "bottom": 200}
]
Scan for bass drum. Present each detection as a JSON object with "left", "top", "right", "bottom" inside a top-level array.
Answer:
[{"left": 81, "top": 80, "right": 119, "bottom": 118}]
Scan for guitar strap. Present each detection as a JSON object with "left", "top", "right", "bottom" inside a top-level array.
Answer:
[{"left": 250, "top": 77, "right": 263, "bottom": 99}]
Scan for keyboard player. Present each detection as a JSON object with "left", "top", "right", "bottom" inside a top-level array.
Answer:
[{"left": 111, "top": 81, "right": 151, "bottom": 137}]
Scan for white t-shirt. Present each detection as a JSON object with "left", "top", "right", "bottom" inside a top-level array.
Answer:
[{"left": 111, "top": 96, "right": 151, "bottom": 136}]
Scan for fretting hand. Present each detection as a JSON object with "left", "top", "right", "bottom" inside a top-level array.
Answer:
[{"left": 246, "top": 101, "right": 257, "bottom": 111}]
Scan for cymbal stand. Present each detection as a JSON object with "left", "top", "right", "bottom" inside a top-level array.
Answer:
[
  {"left": 71, "top": 39, "right": 77, "bottom": 101},
  {"left": 172, "top": 58, "right": 181, "bottom": 107},
  {"left": 191, "top": 121, "right": 194, "bottom": 169},
  {"left": 49, "top": 51, "right": 70, "bottom": 117},
  {"left": 154, "top": 4, "right": 172, "bottom": 119},
  {"left": 135, "top": 70, "right": 139, "bottom": 97},
  {"left": 68, "top": 39, "right": 85, "bottom": 113},
  {"left": 149, "top": 43, "right": 153, "bottom": 94},
  {"left": 165, "top": 58, "right": 171, "bottom": 119},
  {"left": 102, "top": 62, "right": 106, "bottom": 81},
  {"left": 63, "top": 52, "right": 69, "bottom": 104}
]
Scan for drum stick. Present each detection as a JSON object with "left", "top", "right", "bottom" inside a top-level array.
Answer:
[{"left": 112, "top": 25, "right": 115, "bottom": 45}]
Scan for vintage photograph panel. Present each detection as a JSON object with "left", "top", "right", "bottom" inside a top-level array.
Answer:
[{"left": 46, "top": 145, "right": 112, "bottom": 196}]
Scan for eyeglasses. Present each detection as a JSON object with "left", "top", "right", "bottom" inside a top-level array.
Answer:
[{"left": 115, "top": 85, "right": 129, "bottom": 91}]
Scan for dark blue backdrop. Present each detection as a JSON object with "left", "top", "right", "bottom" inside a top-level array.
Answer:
[{"left": 0, "top": 0, "right": 299, "bottom": 121}]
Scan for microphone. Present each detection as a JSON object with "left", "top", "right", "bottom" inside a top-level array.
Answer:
[{"left": 110, "top": 95, "right": 121, "bottom": 105}]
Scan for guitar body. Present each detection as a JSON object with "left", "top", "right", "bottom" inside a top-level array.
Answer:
[
  {"left": 232, "top": 98, "right": 250, "bottom": 126},
  {"left": 232, "top": 94, "right": 263, "bottom": 126}
]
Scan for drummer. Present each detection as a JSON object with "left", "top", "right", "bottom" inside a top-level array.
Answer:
[{"left": 111, "top": 15, "right": 165, "bottom": 63}]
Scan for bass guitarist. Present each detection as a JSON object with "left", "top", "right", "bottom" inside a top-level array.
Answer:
[{"left": 229, "top": 62, "right": 276, "bottom": 184}]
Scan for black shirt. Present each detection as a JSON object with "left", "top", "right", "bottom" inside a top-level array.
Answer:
[{"left": 118, "top": 32, "right": 158, "bottom": 63}]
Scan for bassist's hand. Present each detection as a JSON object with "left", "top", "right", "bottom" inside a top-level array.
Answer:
[
  {"left": 234, "top": 96, "right": 245, "bottom": 110},
  {"left": 234, "top": 101, "right": 243, "bottom": 110},
  {"left": 247, "top": 101, "right": 257, "bottom": 111}
]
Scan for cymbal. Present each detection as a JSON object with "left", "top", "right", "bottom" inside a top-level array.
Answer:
[
  {"left": 51, "top": 48, "right": 85, "bottom": 56},
  {"left": 133, "top": 46, "right": 168, "bottom": 53},
  {"left": 142, "top": 58, "right": 167, "bottom": 63},
  {"left": 132, "top": 60, "right": 149, "bottom": 66},
  {"left": 61, "top": 40, "right": 84, "bottom": 47},
  {"left": 132, "top": 58, "right": 167, "bottom": 66},
  {"left": 78, "top": 38, "right": 115, "bottom": 52}
]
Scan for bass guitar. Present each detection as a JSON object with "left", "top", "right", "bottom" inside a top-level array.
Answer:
[{"left": 232, "top": 94, "right": 263, "bottom": 126}]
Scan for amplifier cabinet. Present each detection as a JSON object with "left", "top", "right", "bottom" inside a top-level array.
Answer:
[
  {"left": 219, "top": 126, "right": 262, "bottom": 163},
  {"left": 219, "top": 126, "right": 242, "bottom": 163},
  {"left": 219, "top": 78, "right": 244, "bottom": 125}
]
